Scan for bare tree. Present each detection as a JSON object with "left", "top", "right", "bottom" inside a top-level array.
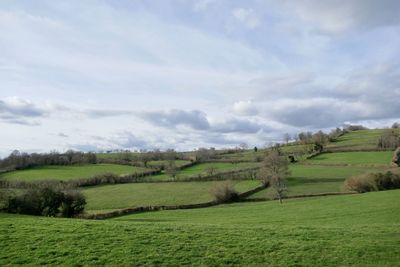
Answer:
[
  {"left": 206, "top": 165, "right": 217, "bottom": 176},
  {"left": 239, "top": 142, "right": 248, "bottom": 150},
  {"left": 259, "top": 150, "right": 290, "bottom": 204},
  {"left": 283, "top": 133, "right": 291, "bottom": 144},
  {"left": 165, "top": 160, "right": 177, "bottom": 179}
]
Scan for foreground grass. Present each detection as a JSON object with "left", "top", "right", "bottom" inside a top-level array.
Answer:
[
  {"left": 0, "top": 164, "right": 150, "bottom": 182},
  {"left": 1, "top": 190, "right": 399, "bottom": 266},
  {"left": 83, "top": 180, "right": 260, "bottom": 212}
]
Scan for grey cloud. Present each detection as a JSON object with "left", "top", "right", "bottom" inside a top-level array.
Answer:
[
  {"left": 84, "top": 109, "right": 135, "bottom": 118},
  {"left": 140, "top": 109, "right": 210, "bottom": 130},
  {"left": 289, "top": 0, "right": 400, "bottom": 34},
  {"left": 0, "top": 97, "right": 46, "bottom": 125},
  {"left": 211, "top": 118, "right": 269, "bottom": 134},
  {"left": 266, "top": 63, "right": 400, "bottom": 128},
  {"left": 111, "top": 132, "right": 148, "bottom": 149},
  {"left": 58, "top": 132, "right": 68, "bottom": 138}
]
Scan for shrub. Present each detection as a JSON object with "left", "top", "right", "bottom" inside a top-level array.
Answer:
[
  {"left": 210, "top": 181, "right": 239, "bottom": 203},
  {"left": 4, "top": 185, "right": 86, "bottom": 217},
  {"left": 344, "top": 174, "right": 377, "bottom": 193},
  {"left": 61, "top": 190, "right": 86, "bottom": 217},
  {"left": 344, "top": 170, "right": 400, "bottom": 193}
]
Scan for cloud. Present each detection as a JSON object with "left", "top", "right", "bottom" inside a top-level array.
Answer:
[
  {"left": 211, "top": 117, "right": 269, "bottom": 134},
  {"left": 140, "top": 109, "right": 210, "bottom": 130},
  {"left": 110, "top": 131, "right": 148, "bottom": 149},
  {"left": 232, "top": 8, "right": 260, "bottom": 29},
  {"left": 58, "top": 132, "right": 68, "bottom": 138},
  {"left": 0, "top": 96, "right": 46, "bottom": 125},
  {"left": 233, "top": 100, "right": 258, "bottom": 116},
  {"left": 288, "top": 0, "right": 400, "bottom": 34},
  {"left": 194, "top": 0, "right": 216, "bottom": 11},
  {"left": 84, "top": 109, "right": 135, "bottom": 118},
  {"left": 263, "top": 63, "right": 400, "bottom": 128}
]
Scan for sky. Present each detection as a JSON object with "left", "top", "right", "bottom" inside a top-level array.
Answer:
[{"left": 1, "top": 0, "right": 400, "bottom": 156}]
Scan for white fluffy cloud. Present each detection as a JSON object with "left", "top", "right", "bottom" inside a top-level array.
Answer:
[
  {"left": 232, "top": 8, "right": 260, "bottom": 29},
  {"left": 233, "top": 100, "right": 258, "bottom": 116}
]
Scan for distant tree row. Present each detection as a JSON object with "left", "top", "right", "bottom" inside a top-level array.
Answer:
[
  {"left": 377, "top": 129, "right": 400, "bottom": 149},
  {"left": 0, "top": 150, "right": 97, "bottom": 171}
]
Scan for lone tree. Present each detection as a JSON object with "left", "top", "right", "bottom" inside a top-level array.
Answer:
[
  {"left": 283, "top": 133, "right": 291, "bottom": 144},
  {"left": 259, "top": 149, "right": 290, "bottom": 204}
]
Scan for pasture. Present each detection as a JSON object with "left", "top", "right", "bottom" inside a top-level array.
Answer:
[
  {"left": 325, "top": 129, "right": 399, "bottom": 151},
  {"left": 1, "top": 190, "right": 399, "bottom": 266},
  {"left": 0, "top": 164, "right": 150, "bottom": 182},
  {"left": 83, "top": 180, "right": 260, "bottom": 213},
  {"left": 306, "top": 151, "right": 393, "bottom": 166}
]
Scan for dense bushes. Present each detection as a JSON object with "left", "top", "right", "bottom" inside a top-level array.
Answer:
[
  {"left": 210, "top": 181, "right": 239, "bottom": 203},
  {"left": 344, "top": 170, "right": 400, "bottom": 193},
  {"left": 3, "top": 184, "right": 86, "bottom": 217},
  {"left": 377, "top": 129, "right": 400, "bottom": 149},
  {"left": 0, "top": 150, "right": 97, "bottom": 172}
]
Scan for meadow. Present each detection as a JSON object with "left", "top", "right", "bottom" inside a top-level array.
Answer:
[
  {"left": 0, "top": 164, "right": 150, "bottom": 182},
  {"left": 306, "top": 151, "right": 393, "bottom": 166},
  {"left": 325, "top": 129, "right": 399, "bottom": 151},
  {"left": 83, "top": 180, "right": 260, "bottom": 213},
  {"left": 1, "top": 190, "right": 399, "bottom": 266},
  {"left": 1, "top": 129, "right": 399, "bottom": 266}
]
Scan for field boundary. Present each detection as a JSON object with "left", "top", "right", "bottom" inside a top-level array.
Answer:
[
  {"left": 78, "top": 184, "right": 267, "bottom": 220},
  {"left": 245, "top": 191, "right": 357, "bottom": 202},
  {"left": 77, "top": 187, "right": 359, "bottom": 220}
]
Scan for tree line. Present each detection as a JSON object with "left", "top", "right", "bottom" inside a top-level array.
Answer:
[{"left": 0, "top": 150, "right": 97, "bottom": 172}]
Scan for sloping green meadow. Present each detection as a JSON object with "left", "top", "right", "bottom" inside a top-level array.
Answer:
[
  {"left": 306, "top": 151, "right": 393, "bottom": 166},
  {"left": 1, "top": 190, "right": 399, "bottom": 266},
  {"left": 0, "top": 164, "right": 150, "bottom": 182},
  {"left": 83, "top": 180, "right": 260, "bottom": 213}
]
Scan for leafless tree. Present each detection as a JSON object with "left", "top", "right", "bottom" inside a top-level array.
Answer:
[
  {"left": 259, "top": 150, "right": 290, "bottom": 204},
  {"left": 283, "top": 133, "right": 291, "bottom": 144}
]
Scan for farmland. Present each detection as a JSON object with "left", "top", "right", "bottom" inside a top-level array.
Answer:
[
  {"left": 0, "top": 128, "right": 399, "bottom": 266},
  {"left": 83, "top": 180, "right": 260, "bottom": 213},
  {"left": 0, "top": 164, "right": 151, "bottom": 182},
  {"left": 1, "top": 190, "right": 399, "bottom": 266}
]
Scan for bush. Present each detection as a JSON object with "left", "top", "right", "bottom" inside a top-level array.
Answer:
[
  {"left": 210, "top": 181, "right": 239, "bottom": 203},
  {"left": 344, "top": 175, "right": 377, "bottom": 193},
  {"left": 344, "top": 170, "right": 400, "bottom": 193},
  {"left": 4, "top": 185, "right": 86, "bottom": 217}
]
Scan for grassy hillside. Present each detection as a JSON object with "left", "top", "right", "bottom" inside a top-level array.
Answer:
[
  {"left": 83, "top": 180, "right": 260, "bottom": 213},
  {"left": 307, "top": 151, "right": 393, "bottom": 166},
  {"left": 250, "top": 150, "right": 391, "bottom": 199},
  {"left": 1, "top": 190, "right": 399, "bottom": 266},
  {"left": 149, "top": 162, "right": 260, "bottom": 181},
  {"left": 0, "top": 164, "right": 150, "bottom": 182},
  {"left": 325, "top": 129, "right": 398, "bottom": 151}
]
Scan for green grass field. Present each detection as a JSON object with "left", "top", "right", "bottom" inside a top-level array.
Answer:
[
  {"left": 307, "top": 151, "right": 393, "bottom": 166},
  {"left": 148, "top": 162, "right": 260, "bottom": 181},
  {"left": 0, "top": 164, "right": 150, "bottom": 182},
  {"left": 1, "top": 190, "right": 399, "bottom": 266},
  {"left": 147, "top": 160, "right": 191, "bottom": 168},
  {"left": 249, "top": 163, "right": 387, "bottom": 199},
  {"left": 83, "top": 180, "right": 260, "bottom": 213},
  {"left": 325, "top": 129, "right": 399, "bottom": 151}
]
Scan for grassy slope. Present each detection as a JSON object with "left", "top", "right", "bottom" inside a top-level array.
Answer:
[
  {"left": 325, "top": 129, "right": 398, "bottom": 151},
  {"left": 1, "top": 190, "right": 399, "bottom": 266},
  {"left": 147, "top": 160, "right": 191, "bottom": 168},
  {"left": 150, "top": 162, "right": 260, "bottom": 181},
  {"left": 307, "top": 151, "right": 393, "bottom": 166},
  {"left": 0, "top": 164, "right": 150, "bottom": 182},
  {"left": 83, "top": 180, "right": 260, "bottom": 212},
  {"left": 250, "top": 151, "right": 391, "bottom": 199}
]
